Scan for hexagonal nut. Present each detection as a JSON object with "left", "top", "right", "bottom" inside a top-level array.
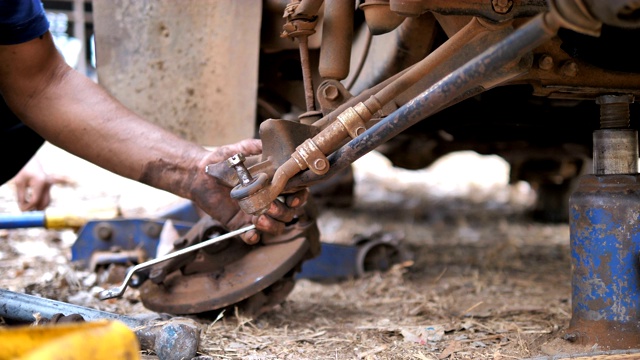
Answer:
[
  {"left": 322, "top": 84, "right": 340, "bottom": 101},
  {"left": 226, "top": 153, "right": 246, "bottom": 168}
]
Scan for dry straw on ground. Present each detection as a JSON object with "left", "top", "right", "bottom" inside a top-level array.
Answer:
[{"left": 0, "top": 147, "right": 596, "bottom": 359}]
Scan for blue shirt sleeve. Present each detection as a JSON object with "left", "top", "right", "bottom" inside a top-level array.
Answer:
[{"left": 0, "top": 0, "right": 50, "bottom": 45}]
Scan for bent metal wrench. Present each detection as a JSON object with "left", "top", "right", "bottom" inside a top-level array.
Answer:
[{"left": 98, "top": 224, "right": 256, "bottom": 300}]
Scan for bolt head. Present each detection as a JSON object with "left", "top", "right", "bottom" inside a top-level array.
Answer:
[
  {"left": 322, "top": 84, "right": 339, "bottom": 101},
  {"left": 226, "top": 153, "right": 246, "bottom": 167},
  {"left": 561, "top": 61, "right": 578, "bottom": 77},
  {"left": 313, "top": 158, "right": 327, "bottom": 171},
  {"left": 492, "top": 0, "right": 513, "bottom": 14},
  {"left": 538, "top": 55, "right": 554, "bottom": 70}
]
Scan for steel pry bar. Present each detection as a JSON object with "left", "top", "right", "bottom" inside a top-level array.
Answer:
[{"left": 98, "top": 224, "right": 257, "bottom": 300}]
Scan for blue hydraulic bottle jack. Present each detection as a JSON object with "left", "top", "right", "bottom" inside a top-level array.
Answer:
[{"left": 567, "top": 94, "right": 640, "bottom": 349}]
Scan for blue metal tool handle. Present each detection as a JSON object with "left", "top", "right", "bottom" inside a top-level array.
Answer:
[{"left": 0, "top": 211, "right": 45, "bottom": 229}]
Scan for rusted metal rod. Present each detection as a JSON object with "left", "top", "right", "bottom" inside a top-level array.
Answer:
[
  {"left": 264, "top": 16, "right": 505, "bottom": 200},
  {"left": 0, "top": 288, "right": 144, "bottom": 328},
  {"left": 0, "top": 289, "right": 202, "bottom": 360},
  {"left": 281, "top": 0, "right": 322, "bottom": 114},
  {"left": 373, "top": 16, "right": 495, "bottom": 107},
  {"left": 314, "top": 16, "right": 503, "bottom": 130},
  {"left": 298, "top": 35, "right": 316, "bottom": 112},
  {"left": 287, "top": 12, "right": 561, "bottom": 189}
]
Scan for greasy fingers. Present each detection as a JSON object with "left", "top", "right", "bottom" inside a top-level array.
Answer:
[
  {"left": 285, "top": 189, "right": 309, "bottom": 208},
  {"left": 263, "top": 189, "right": 310, "bottom": 223},
  {"left": 224, "top": 184, "right": 309, "bottom": 244},
  {"left": 240, "top": 229, "right": 260, "bottom": 245},
  {"left": 254, "top": 213, "right": 286, "bottom": 235},
  {"left": 249, "top": 189, "right": 310, "bottom": 238},
  {"left": 233, "top": 138, "right": 262, "bottom": 156},
  {"left": 212, "top": 139, "right": 262, "bottom": 163},
  {"left": 264, "top": 200, "right": 295, "bottom": 223}
]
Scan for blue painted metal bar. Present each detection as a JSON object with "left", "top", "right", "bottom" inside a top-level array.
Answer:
[
  {"left": 71, "top": 218, "right": 194, "bottom": 269},
  {"left": 286, "top": 12, "right": 559, "bottom": 190},
  {"left": 154, "top": 200, "right": 201, "bottom": 223},
  {"left": 0, "top": 211, "right": 46, "bottom": 229},
  {"left": 296, "top": 243, "right": 360, "bottom": 281}
]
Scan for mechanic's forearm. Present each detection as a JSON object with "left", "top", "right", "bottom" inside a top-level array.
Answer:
[
  {"left": 32, "top": 72, "right": 206, "bottom": 198},
  {"left": 40, "top": 78, "right": 208, "bottom": 199},
  {"left": 0, "top": 33, "right": 206, "bottom": 200}
]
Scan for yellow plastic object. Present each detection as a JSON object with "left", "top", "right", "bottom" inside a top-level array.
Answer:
[
  {"left": 44, "top": 206, "right": 120, "bottom": 230},
  {"left": 0, "top": 320, "right": 140, "bottom": 360}
]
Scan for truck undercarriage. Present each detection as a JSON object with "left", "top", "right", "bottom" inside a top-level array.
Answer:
[{"left": 11, "top": 0, "right": 640, "bottom": 354}]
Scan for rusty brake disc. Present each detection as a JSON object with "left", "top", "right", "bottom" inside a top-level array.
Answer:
[{"left": 139, "top": 221, "right": 314, "bottom": 315}]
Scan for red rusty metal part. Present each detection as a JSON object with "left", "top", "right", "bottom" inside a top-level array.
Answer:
[
  {"left": 139, "top": 206, "right": 319, "bottom": 315},
  {"left": 146, "top": 216, "right": 227, "bottom": 285},
  {"left": 565, "top": 318, "right": 640, "bottom": 350},
  {"left": 232, "top": 16, "right": 514, "bottom": 216},
  {"left": 319, "top": 0, "right": 354, "bottom": 80},
  {"left": 389, "top": 0, "right": 547, "bottom": 20},
  {"left": 140, "top": 236, "right": 310, "bottom": 315},
  {"left": 522, "top": 37, "right": 640, "bottom": 99}
]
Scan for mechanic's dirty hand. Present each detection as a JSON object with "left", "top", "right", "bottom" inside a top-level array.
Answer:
[
  {"left": 12, "top": 157, "right": 52, "bottom": 211},
  {"left": 190, "top": 138, "right": 309, "bottom": 245},
  {"left": 247, "top": 189, "right": 310, "bottom": 244}
]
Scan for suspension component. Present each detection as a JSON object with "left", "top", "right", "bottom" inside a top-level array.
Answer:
[
  {"left": 234, "top": 11, "right": 560, "bottom": 217},
  {"left": 281, "top": 0, "right": 322, "bottom": 122},
  {"left": 226, "top": 153, "right": 273, "bottom": 216},
  {"left": 319, "top": 0, "right": 354, "bottom": 80}
]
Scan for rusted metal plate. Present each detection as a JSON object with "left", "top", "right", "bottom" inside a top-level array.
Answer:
[
  {"left": 525, "top": 38, "right": 640, "bottom": 100},
  {"left": 389, "top": 0, "right": 547, "bottom": 20},
  {"left": 139, "top": 237, "right": 309, "bottom": 315},
  {"left": 92, "top": 0, "right": 260, "bottom": 146}
]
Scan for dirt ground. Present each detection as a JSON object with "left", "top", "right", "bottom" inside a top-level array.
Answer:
[{"left": 0, "top": 143, "right": 586, "bottom": 359}]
